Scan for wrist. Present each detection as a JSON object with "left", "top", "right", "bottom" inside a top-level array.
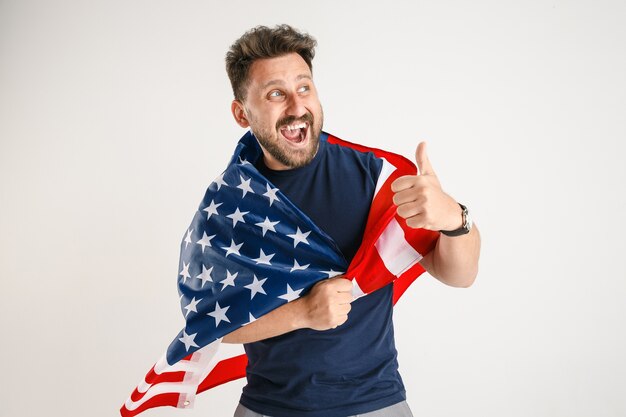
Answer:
[
  {"left": 288, "top": 297, "right": 309, "bottom": 330},
  {"left": 441, "top": 203, "right": 472, "bottom": 237}
]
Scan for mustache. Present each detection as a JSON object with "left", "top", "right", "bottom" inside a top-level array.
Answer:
[{"left": 276, "top": 112, "right": 314, "bottom": 130}]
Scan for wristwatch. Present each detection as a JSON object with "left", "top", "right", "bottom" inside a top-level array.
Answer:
[{"left": 440, "top": 203, "right": 472, "bottom": 237}]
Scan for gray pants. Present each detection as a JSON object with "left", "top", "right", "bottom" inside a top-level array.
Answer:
[{"left": 233, "top": 400, "right": 414, "bottom": 417}]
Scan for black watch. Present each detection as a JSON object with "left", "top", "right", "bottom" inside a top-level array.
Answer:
[{"left": 440, "top": 203, "right": 472, "bottom": 237}]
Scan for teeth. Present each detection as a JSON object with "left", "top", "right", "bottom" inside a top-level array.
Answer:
[{"left": 285, "top": 123, "right": 307, "bottom": 131}]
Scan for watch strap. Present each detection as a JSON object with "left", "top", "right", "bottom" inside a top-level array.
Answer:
[{"left": 440, "top": 203, "right": 471, "bottom": 237}]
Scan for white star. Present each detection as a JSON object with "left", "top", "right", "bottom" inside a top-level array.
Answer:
[
  {"left": 252, "top": 248, "right": 275, "bottom": 265},
  {"left": 222, "top": 239, "right": 243, "bottom": 257},
  {"left": 263, "top": 183, "right": 280, "bottom": 206},
  {"left": 244, "top": 275, "right": 267, "bottom": 299},
  {"left": 321, "top": 269, "right": 344, "bottom": 278},
  {"left": 196, "top": 232, "right": 216, "bottom": 253},
  {"left": 239, "top": 156, "right": 251, "bottom": 165},
  {"left": 184, "top": 228, "right": 193, "bottom": 248},
  {"left": 287, "top": 227, "right": 311, "bottom": 248},
  {"left": 178, "top": 330, "right": 199, "bottom": 351},
  {"left": 290, "top": 259, "right": 310, "bottom": 272},
  {"left": 183, "top": 296, "right": 202, "bottom": 317},
  {"left": 213, "top": 173, "right": 227, "bottom": 190},
  {"left": 207, "top": 301, "right": 231, "bottom": 327},
  {"left": 179, "top": 262, "right": 191, "bottom": 283},
  {"left": 203, "top": 200, "right": 222, "bottom": 220},
  {"left": 195, "top": 264, "right": 213, "bottom": 288},
  {"left": 226, "top": 207, "right": 249, "bottom": 228},
  {"left": 237, "top": 175, "right": 254, "bottom": 198},
  {"left": 255, "top": 217, "right": 280, "bottom": 236},
  {"left": 278, "top": 284, "right": 303, "bottom": 302},
  {"left": 220, "top": 270, "right": 238, "bottom": 290}
]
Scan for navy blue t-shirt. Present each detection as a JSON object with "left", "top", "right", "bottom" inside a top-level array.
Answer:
[{"left": 239, "top": 133, "right": 406, "bottom": 417}]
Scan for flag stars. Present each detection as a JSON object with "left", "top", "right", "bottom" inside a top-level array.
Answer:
[
  {"left": 222, "top": 239, "right": 243, "bottom": 257},
  {"left": 255, "top": 217, "right": 280, "bottom": 236},
  {"left": 196, "top": 232, "right": 216, "bottom": 253},
  {"left": 253, "top": 248, "right": 275, "bottom": 265},
  {"left": 213, "top": 173, "right": 227, "bottom": 191},
  {"left": 263, "top": 184, "right": 280, "bottom": 206},
  {"left": 322, "top": 269, "right": 344, "bottom": 278},
  {"left": 196, "top": 265, "right": 213, "bottom": 288},
  {"left": 237, "top": 175, "right": 254, "bottom": 198},
  {"left": 178, "top": 330, "right": 199, "bottom": 351},
  {"left": 291, "top": 259, "right": 310, "bottom": 272},
  {"left": 184, "top": 228, "right": 193, "bottom": 248},
  {"left": 287, "top": 227, "right": 311, "bottom": 248},
  {"left": 279, "top": 284, "right": 303, "bottom": 302},
  {"left": 179, "top": 262, "right": 191, "bottom": 283},
  {"left": 245, "top": 275, "right": 267, "bottom": 299},
  {"left": 226, "top": 207, "right": 249, "bottom": 228},
  {"left": 220, "top": 270, "right": 238, "bottom": 290},
  {"left": 207, "top": 302, "right": 231, "bottom": 327},
  {"left": 183, "top": 297, "right": 202, "bottom": 317},
  {"left": 203, "top": 200, "right": 222, "bottom": 220}
]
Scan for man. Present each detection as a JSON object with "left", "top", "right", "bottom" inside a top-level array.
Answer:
[{"left": 222, "top": 25, "right": 480, "bottom": 417}]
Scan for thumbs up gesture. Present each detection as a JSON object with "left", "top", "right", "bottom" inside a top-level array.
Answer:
[{"left": 391, "top": 142, "right": 463, "bottom": 232}]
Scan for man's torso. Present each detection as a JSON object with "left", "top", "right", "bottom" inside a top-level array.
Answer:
[{"left": 240, "top": 134, "right": 407, "bottom": 417}]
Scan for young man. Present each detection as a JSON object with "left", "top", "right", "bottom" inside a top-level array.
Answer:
[{"left": 223, "top": 25, "right": 480, "bottom": 417}]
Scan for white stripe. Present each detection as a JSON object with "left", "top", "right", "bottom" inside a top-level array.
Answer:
[
  {"left": 124, "top": 380, "right": 198, "bottom": 411},
  {"left": 197, "top": 340, "right": 245, "bottom": 382},
  {"left": 374, "top": 158, "right": 395, "bottom": 197},
  {"left": 375, "top": 218, "right": 423, "bottom": 276},
  {"left": 131, "top": 340, "right": 226, "bottom": 411}
]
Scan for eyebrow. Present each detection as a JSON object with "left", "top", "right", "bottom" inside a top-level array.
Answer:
[{"left": 260, "top": 74, "right": 312, "bottom": 90}]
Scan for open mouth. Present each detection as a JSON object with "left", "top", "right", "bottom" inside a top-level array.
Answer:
[{"left": 279, "top": 122, "right": 309, "bottom": 145}]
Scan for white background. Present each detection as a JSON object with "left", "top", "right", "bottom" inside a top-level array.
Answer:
[{"left": 1, "top": 1, "right": 625, "bottom": 416}]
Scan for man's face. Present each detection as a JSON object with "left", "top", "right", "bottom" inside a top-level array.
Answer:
[{"left": 232, "top": 53, "right": 324, "bottom": 170}]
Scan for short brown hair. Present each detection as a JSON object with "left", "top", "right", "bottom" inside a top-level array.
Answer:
[{"left": 226, "top": 24, "right": 317, "bottom": 101}]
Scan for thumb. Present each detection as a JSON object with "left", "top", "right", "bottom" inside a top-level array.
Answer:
[{"left": 415, "top": 141, "right": 435, "bottom": 176}]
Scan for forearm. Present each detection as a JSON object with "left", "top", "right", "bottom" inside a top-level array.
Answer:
[
  {"left": 426, "top": 224, "right": 481, "bottom": 288},
  {"left": 222, "top": 298, "right": 306, "bottom": 344},
  {"left": 222, "top": 277, "right": 353, "bottom": 344}
]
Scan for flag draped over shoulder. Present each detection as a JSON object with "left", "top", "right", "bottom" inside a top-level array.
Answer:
[{"left": 120, "top": 131, "right": 439, "bottom": 417}]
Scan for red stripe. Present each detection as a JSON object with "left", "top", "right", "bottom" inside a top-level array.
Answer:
[
  {"left": 351, "top": 242, "right": 398, "bottom": 294},
  {"left": 326, "top": 134, "right": 416, "bottom": 174},
  {"left": 130, "top": 367, "right": 186, "bottom": 403},
  {"left": 120, "top": 393, "right": 180, "bottom": 417},
  {"left": 197, "top": 354, "right": 248, "bottom": 394},
  {"left": 392, "top": 262, "right": 426, "bottom": 305}
]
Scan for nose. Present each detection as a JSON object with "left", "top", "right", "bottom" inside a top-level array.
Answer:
[{"left": 285, "top": 93, "right": 307, "bottom": 118}]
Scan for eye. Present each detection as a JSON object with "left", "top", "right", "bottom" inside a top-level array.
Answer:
[
  {"left": 297, "top": 85, "right": 310, "bottom": 94},
  {"left": 268, "top": 90, "right": 284, "bottom": 99}
]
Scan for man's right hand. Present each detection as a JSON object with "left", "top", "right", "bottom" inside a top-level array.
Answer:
[
  {"left": 223, "top": 276, "right": 354, "bottom": 344},
  {"left": 297, "top": 276, "right": 353, "bottom": 331}
]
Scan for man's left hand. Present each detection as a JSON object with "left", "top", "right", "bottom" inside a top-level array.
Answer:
[{"left": 391, "top": 142, "right": 462, "bottom": 232}]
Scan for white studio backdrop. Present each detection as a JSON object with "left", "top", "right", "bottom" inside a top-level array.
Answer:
[{"left": 1, "top": 1, "right": 625, "bottom": 416}]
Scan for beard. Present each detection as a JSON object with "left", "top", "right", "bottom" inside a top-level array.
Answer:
[{"left": 250, "top": 107, "right": 324, "bottom": 170}]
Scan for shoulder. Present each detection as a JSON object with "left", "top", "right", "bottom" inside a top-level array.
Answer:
[{"left": 321, "top": 133, "right": 383, "bottom": 182}]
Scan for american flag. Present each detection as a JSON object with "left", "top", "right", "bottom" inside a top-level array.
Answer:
[{"left": 120, "top": 132, "right": 439, "bottom": 417}]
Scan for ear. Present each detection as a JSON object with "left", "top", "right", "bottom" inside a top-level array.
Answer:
[{"left": 231, "top": 100, "right": 250, "bottom": 128}]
